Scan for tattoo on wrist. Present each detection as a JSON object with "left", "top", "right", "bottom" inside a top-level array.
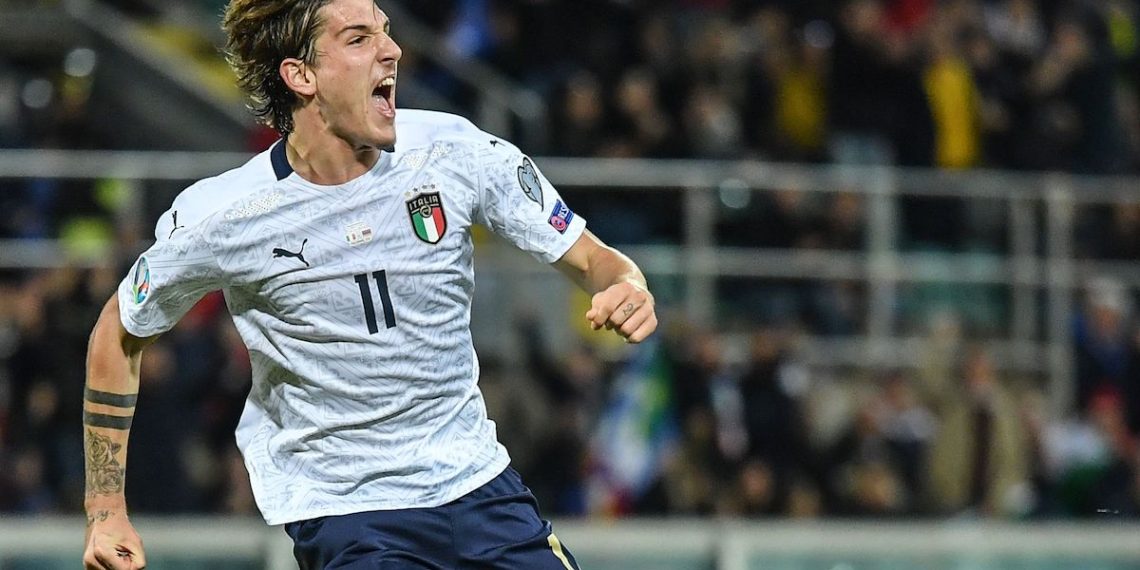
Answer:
[
  {"left": 85, "top": 429, "right": 125, "bottom": 497},
  {"left": 86, "top": 510, "right": 113, "bottom": 526}
]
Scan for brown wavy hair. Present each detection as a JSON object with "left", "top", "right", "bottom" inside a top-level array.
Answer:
[{"left": 221, "top": 0, "right": 334, "bottom": 135}]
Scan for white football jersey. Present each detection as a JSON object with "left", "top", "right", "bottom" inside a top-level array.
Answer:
[{"left": 117, "top": 110, "right": 586, "bottom": 525}]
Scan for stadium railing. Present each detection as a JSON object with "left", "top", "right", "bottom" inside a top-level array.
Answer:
[{"left": 1, "top": 517, "right": 1138, "bottom": 569}]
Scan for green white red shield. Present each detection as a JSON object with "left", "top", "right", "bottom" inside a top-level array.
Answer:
[{"left": 407, "top": 192, "right": 447, "bottom": 244}]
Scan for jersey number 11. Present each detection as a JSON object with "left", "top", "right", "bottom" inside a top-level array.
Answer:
[{"left": 354, "top": 271, "right": 396, "bottom": 333}]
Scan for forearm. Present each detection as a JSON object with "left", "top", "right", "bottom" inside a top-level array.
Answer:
[
  {"left": 83, "top": 297, "right": 149, "bottom": 515},
  {"left": 555, "top": 230, "right": 657, "bottom": 342},
  {"left": 566, "top": 241, "right": 647, "bottom": 295}
]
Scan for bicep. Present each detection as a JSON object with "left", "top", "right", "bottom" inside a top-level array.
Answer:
[
  {"left": 86, "top": 295, "right": 159, "bottom": 392},
  {"left": 94, "top": 295, "right": 159, "bottom": 358}
]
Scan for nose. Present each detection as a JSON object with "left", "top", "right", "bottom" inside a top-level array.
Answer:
[{"left": 379, "top": 33, "right": 402, "bottom": 64}]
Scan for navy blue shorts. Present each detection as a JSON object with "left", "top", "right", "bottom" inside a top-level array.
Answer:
[{"left": 284, "top": 467, "right": 581, "bottom": 569}]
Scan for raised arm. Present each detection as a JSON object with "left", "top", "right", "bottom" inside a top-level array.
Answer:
[
  {"left": 553, "top": 230, "right": 657, "bottom": 343},
  {"left": 83, "top": 295, "right": 157, "bottom": 570}
]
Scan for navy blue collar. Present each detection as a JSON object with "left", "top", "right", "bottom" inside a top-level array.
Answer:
[
  {"left": 270, "top": 139, "right": 293, "bottom": 181},
  {"left": 271, "top": 138, "right": 396, "bottom": 181}
]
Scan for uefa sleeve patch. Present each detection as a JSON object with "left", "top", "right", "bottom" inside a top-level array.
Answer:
[
  {"left": 517, "top": 157, "right": 543, "bottom": 208},
  {"left": 131, "top": 257, "right": 151, "bottom": 304},
  {"left": 548, "top": 200, "right": 575, "bottom": 234}
]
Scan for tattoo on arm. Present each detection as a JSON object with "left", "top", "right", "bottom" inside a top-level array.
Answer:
[
  {"left": 83, "top": 411, "right": 133, "bottom": 430},
  {"left": 84, "top": 429, "right": 125, "bottom": 497},
  {"left": 84, "top": 388, "right": 138, "bottom": 408},
  {"left": 83, "top": 388, "right": 135, "bottom": 498}
]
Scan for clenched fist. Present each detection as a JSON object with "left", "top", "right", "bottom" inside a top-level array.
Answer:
[
  {"left": 585, "top": 280, "right": 657, "bottom": 343},
  {"left": 84, "top": 510, "right": 146, "bottom": 570}
]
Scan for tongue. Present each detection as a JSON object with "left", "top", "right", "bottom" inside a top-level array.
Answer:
[{"left": 374, "top": 93, "right": 394, "bottom": 117}]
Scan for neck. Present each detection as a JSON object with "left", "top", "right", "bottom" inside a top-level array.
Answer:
[{"left": 285, "top": 116, "right": 381, "bottom": 186}]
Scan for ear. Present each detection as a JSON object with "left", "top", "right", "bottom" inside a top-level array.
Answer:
[{"left": 280, "top": 57, "right": 316, "bottom": 97}]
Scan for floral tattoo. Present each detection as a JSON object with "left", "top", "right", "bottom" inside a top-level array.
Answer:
[{"left": 85, "top": 429, "right": 125, "bottom": 497}]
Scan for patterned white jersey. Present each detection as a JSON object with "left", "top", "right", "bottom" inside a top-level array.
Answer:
[{"left": 117, "top": 110, "right": 587, "bottom": 525}]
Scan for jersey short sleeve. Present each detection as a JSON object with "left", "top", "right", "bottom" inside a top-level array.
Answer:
[
  {"left": 117, "top": 208, "right": 224, "bottom": 338},
  {"left": 474, "top": 142, "right": 586, "bottom": 264}
]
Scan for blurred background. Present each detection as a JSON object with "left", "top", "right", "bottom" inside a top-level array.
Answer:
[{"left": 1, "top": 0, "right": 1140, "bottom": 568}]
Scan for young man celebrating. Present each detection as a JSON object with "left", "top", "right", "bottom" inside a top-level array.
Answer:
[{"left": 81, "top": 0, "right": 657, "bottom": 568}]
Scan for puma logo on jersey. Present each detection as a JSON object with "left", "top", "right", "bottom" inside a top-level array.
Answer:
[
  {"left": 168, "top": 210, "right": 186, "bottom": 238},
  {"left": 272, "top": 239, "right": 309, "bottom": 267}
]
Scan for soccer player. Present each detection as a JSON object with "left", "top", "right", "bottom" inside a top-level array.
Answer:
[{"left": 81, "top": 0, "right": 657, "bottom": 568}]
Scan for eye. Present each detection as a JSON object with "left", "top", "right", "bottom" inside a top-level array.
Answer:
[{"left": 349, "top": 35, "right": 367, "bottom": 45}]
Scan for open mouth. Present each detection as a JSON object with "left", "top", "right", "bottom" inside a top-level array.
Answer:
[{"left": 372, "top": 76, "right": 396, "bottom": 118}]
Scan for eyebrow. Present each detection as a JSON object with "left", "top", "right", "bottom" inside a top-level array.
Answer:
[
  {"left": 337, "top": 24, "right": 375, "bottom": 37},
  {"left": 336, "top": 15, "right": 391, "bottom": 37}
]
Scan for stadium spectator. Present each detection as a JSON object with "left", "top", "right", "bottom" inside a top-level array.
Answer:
[
  {"left": 923, "top": 15, "right": 983, "bottom": 170},
  {"left": 878, "top": 370, "right": 937, "bottom": 506},
  {"left": 1042, "top": 387, "right": 1140, "bottom": 516},
  {"left": 822, "top": 393, "right": 913, "bottom": 517},
  {"left": 123, "top": 343, "right": 197, "bottom": 513},
  {"left": 550, "top": 71, "right": 607, "bottom": 158},
  {"left": 0, "top": 446, "right": 56, "bottom": 513},
  {"left": 515, "top": 318, "right": 604, "bottom": 516},
  {"left": 926, "top": 348, "right": 1031, "bottom": 517},
  {"left": 612, "top": 68, "right": 681, "bottom": 158},
  {"left": 738, "top": 330, "right": 812, "bottom": 488},
  {"left": 649, "top": 406, "right": 726, "bottom": 516},
  {"left": 1073, "top": 277, "right": 1136, "bottom": 417},
  {"left": 1030, "top": 9, "right": 1131, "bottom": 174},
  {"left": 718, "top": 458, "right": 781, "bottom": 517}
]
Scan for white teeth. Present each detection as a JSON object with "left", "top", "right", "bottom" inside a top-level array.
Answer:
[{"left": 380, "top": 77, "right": 396, "bottom": 87}]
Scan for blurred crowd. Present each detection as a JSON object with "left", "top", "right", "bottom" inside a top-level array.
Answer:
[
  {"left": 412, "top": 0, "right": 1140, "bottom": 172},
  {"left": 2, "top": 261, "right": 1140, "bottom": 520},
  {"left": 1, "top": 0, "right": 1140, "bottom": 522},
  {"left": 0, "top": 263, "right": 258, "bottom": 515}
]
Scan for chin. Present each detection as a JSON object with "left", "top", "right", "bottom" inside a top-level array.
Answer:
[
  {"left": 376, "top": 135, "right": 397, "bottom": 152},
  {"left": 369, "top": 126, "right": 397, "bottom": 151}
]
